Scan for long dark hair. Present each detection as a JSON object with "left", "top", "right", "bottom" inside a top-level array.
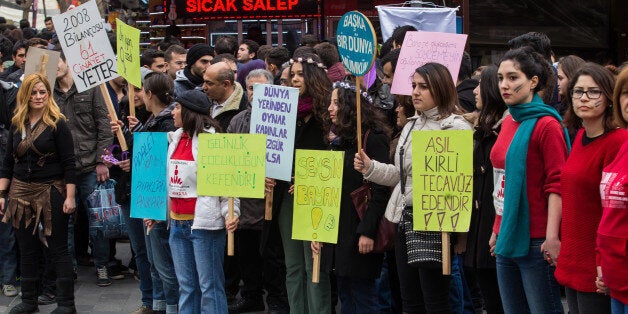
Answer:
[
  {"left": 477, "top": 65, "right": 508, "bottom": 135},
  {"left": 289, "top": 52, "right": 331, "bottom": 123},
  {"left": 143, "top": 73, "right": 174, "bottom": 107},
  {"left": 414, "top": 62, "right": 461, "bottom": 118},
  {"left": 180, "top": 106, "right": 222, "bottom": 137},
  {"left": 329, "top": 85, "right": 391, "bottom": 143},
  {"left": 563, "top": 63, "right": 617, "bottom": 133},
  {"left": 499, "top": 47, "right": 555, "bottom": 104}
]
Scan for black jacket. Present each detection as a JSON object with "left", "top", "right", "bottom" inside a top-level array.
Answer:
[{"left": 457, "top": 79, "right": 479, "bottom": 113}]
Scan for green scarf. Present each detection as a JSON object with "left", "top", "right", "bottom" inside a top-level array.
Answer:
[{"left": 495, "top": 94, "right": 570, "bottom": 258}]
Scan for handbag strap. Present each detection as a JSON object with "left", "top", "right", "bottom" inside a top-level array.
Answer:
[{"left": 399, "top": 120, "right": 417, "bottom": 194}]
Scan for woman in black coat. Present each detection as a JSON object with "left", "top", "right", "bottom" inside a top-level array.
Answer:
[{"left": 314, "top": 81, "right": 391, "bottom": 313}]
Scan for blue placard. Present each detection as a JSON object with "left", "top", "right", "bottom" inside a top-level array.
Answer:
[
  {"left": 336, "top": 11, "right": 377, "bottom": 76},
  {"left": 130, "top": 132, "right": 169, "bottom": 220}
]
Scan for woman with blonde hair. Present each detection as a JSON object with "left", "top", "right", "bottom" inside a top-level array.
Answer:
[{"left": 0, "top": 73, "right": 77, "bottom": 314}]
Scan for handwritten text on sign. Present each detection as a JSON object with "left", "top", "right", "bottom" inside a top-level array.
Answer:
[
  {"left": 391, "top": 31, "right": 467, "bottom": 96},
  {"left": 411, "top": 130, "right": 473, "bottom": 232},
  {"left": 130, "top": 132, "right": 168, "bottom": 220},
  {"left": 292, "top": 150, "right": 344, "bottom": 244},
  {"left": 250, "top": 84, "right": 297, "bottom": 182},
  {"left": 116, "top": 18, "right": 141, "bottom": 87},
  {"left": 197, "top": 133, "right": 266, "bottom": 198},
  {"left": 53, "top": 0, "right": 118, "bottom": 92},
  {"left": 336, "top": 11, "right": 377, "bottom": 76}
]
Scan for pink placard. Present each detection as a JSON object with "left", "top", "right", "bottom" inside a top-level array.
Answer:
[{"left": 391, "top": 31, "right": 468, "bottom": 96}]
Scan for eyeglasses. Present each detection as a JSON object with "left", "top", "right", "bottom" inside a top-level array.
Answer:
[{"left": 571, "top": 89, "right": 603, "bottom": 99}]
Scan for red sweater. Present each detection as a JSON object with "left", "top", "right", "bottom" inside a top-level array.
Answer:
[
  {"left": 555, "top": 128, "right": 627, "bottom": 292},
  {"left": 598, "top": 139, "right": 628, "bottom": 303},
  {"left": 491, "top": 116, "right": 567, "bottom": 237}
]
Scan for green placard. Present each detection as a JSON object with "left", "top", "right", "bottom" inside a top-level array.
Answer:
[
  {"left": 411, "top": 130, "right": 473, "bottom": 232},
  {"left": 116, "top": 18, "right": 141, "bottom": 87},
  {"left": 292, "top": 149, "right": 344, "bottom": 244},
  {"left": 197, "top": 133, "right": 266, "bottom": 198}
]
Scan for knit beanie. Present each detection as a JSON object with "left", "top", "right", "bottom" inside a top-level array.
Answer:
[
  {"left": 175, "top": 90, "right": 211, "bottom": 115},
  {"left": 186, "top": 44, "right": 213, "bottom": 69}
]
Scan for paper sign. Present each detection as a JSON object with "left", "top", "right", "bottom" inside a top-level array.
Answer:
[
  {"left": 116, "top": 18, "right": 141, "bottom": 87},
  {"left": 411, "top": 130, "right": 473, "bottom": 232},
  {"left": 197, "top": 133, "right": 266, "bottom": 198},
  {"left": 336, "top": 11, "right": 377, "bottom": 76},
  {"left": 292, "top": 150, "right": 344, "bottom": 244},
  {"left": 391, "top": 31, "right": 467, "bottom": 95},
  {"left": 249, "top": 84, "right": 298, "bottom": 182},
  {"left": 53, "top": 0, "right": 118, "bottom": 92},
  {"left": 24, "top": 47, "right": 60, "bottom": 88},
  {"left": 130, "top": 132, "right": 169, "bottom": 220}
]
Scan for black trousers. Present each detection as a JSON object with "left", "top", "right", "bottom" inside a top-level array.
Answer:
[{"left": 16, "top": 188, "right": 73, "bottom": 286}]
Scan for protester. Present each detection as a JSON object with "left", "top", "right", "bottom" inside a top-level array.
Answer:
[
  {"left": 202, "top": 61, "right": 247, "bottom": 131},
  {"left": 557, "top": 55, "right": 586, "bottom": 118},
  {"left": 355, "top": 62, "right": 472, "bottom": 312},
  {"left": 165, "top": 45, "right": 187, "bottom": 80},
  {"left": 596, "top": 67, "right": 628, "bottom": 314},
  {"left": 141, "top": 49, "right": 168, "bottom": 74},
  {"left": 0, "top": 40, "right": 27, "bottom": 81},
  {"left": 168, "top": 89, "right": 239, "bottom": 313},
  {"left": 265, "top": 47, "right": 290, "bottom": 85},
  {"left": 174, "top": 44, "right": 213, "bottom": 97},
  {"left": 490, "top": 47, "right": 569, "bottom": 313},
  {"left": 465, "top": 64, "right": 506, "bottom": 314},
  {"left": 237, "top": 39, "right": 259, "bottom": 65},
  {"left": 0, "top": 73, "right": 76, "bottom": 314}
]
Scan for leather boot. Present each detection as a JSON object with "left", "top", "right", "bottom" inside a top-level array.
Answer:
[
  {"left": 9, "top": 277, "right": 39, "bottom": 314},
  {"left": 51, "top": 278, "right": 76, "bottom": 314}
]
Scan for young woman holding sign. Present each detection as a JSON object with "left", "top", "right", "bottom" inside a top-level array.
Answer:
[
  {"left": 354, "top": 63, "right": 472, "bottom": 313},
  {"left": 0, "top": 73, "right": 77, "bottom": 314},
  {"left": 272, "top": 52, "right": 332, "bottom": 314},
  {"left": 167, "top": 89, "right": 239, "bottom": 313},
  {"left": 489, "top": 47, "right": 569, "bottom": 313},
  {"left": 315, "top": 81, "right": 391, "bottom": 313}
]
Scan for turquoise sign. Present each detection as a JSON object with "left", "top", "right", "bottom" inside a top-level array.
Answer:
[{"left": 336, "top": 11, "right": 377, "bottom": 76}]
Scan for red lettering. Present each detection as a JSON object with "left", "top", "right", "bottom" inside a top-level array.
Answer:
[
  {"left": 227, "top": 0, "right": 236, "bottom": 11},
  {"left": 243, "top": 0, "right": 253, "bottom": 10},
  {"left": 276, "top": 0, "right": 286, "bottom": 10},
  {"left": 288, "top": 0, "right": 297, "bottom": 10},
  {"left": 185, "top": 0, "right": 238, "bottom": 12}
]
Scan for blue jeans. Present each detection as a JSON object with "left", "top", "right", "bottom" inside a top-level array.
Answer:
[
  {"left": 68, "top": 171, "right": 109, "bottom": 268},
  {"left": 496, "top": 238, "right": 563, "bottom": 314},
  {"left": 120, "top": 204, "right": 153, "bottom": 308},
  {"left": 337, "top": 275, "right": 378, "bottom": 314},
  {"left": 145, "top": 229, "right": 166, "bottom": 311},
  {"left": 149, "top": 221, "right": 179, "bottom": 313},
  {"left": 169, "top": 220, "right": 227, "bottom": 314},
  {"left": 450, "top": 254, "right": 475, "bottom": 314},
  {"left": 0, "top": 216, "right": 17, "bottom": 285},
  {"left": 612, "top": 298, "right": 628, "bottom": 314}
]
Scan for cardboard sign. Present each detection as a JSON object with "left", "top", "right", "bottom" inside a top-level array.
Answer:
[
  {"left": 336, "top": 11, "right": 377, "bottom": 76},
  {"left": 53, "top": 0, "right": 118, "bottom": 92},
  {"left": 411, "top": 130, "right": 473, "bottom": 232},
  {"left": 130, "top": 132, "right": 169, "bottom": 220},
  {"left": 116, "top": 18, "right": 141, "bottom": 87},
  {"left": 391, "top": 31, "right": 467, "bottom": 95},
  {"left": 197, "top": 133, "right": 266, "bottom": 198},
  {"left": 292, "top": 150, "right": 344, "bottom": 244},
  {"left": 249, "top": 84, "right": 298, "bottom": 182},
  {"left": 24, "top": 47, "right": 60, "bottom": 87}
]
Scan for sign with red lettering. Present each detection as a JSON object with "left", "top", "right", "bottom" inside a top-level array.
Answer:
[
  {"left": 167, "top": 0, "right": 320, "bottom": 20},
  {"left": 53, "top": 0, "right": 118, "bottom": 92}
]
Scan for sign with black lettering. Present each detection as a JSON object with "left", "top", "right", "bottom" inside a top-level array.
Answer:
[
  {"left": 167, "top": 0, "right": 320, "bottom": 20},
  {"left": 53, "top": 0, "right": 118, "bottom": 92}
]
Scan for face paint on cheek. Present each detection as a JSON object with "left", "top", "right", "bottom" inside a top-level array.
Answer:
[
  {"left": 513, "top": 84, "right": 524, "bottom": 93},
  {"left": 594, "top": 101, "right": 603, "bottom": 107}
]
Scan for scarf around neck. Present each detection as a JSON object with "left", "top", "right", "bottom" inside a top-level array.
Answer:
[
  {"left": 297, "top": 96, "right": 313, "bottom": 119},
  {"left": 183, "top": 67, "right": 204, "bottom": 87},
  {"left": 495, "top": 94, "right": 571, "bottom": 258}
]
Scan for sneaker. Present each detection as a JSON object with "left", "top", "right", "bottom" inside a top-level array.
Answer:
[
  {"left": 132, "top": 305, "right": 154, "bottom": 314},
  {"left": 108, "top": 265, "right": 125, "bottom": 280},
  {"left": 38, "top": 292, "right": 56, "bottom": 305},
  {"left": 2, "top": 284, "right": 17, "bottom": 297},
  {"left": 96, "top": 266, "right": 112, "bottom": 287}
]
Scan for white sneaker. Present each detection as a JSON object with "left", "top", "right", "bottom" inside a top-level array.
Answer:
[{"left": 2, "top": 284, "right": 18, "bottom": 297}]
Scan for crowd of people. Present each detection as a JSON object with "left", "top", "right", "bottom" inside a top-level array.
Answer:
[{"left": 0, "top": 12, "right": 627, "bottom": 314}]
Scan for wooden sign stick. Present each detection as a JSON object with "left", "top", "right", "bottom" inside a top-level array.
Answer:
[
  {"left": 265, "top": 189, "right": 273, "bottom": 220},
  {"left": 312, "top": 242, "right": 320, "bottom": 283},
  {"left": 442, "top": 232, "right": 451, "bottom": 275},
  {"left": 356, "top": 76, "right": 363, "bottom": 151},
  {"left": 228, "top": 197, "right": 235, "bottom": 256},
  {"left": 99, "top": 84, "right": 128, "bottom": 151},
  {"left": 128, "top": 84, "right": 136, "bottom": 117}
]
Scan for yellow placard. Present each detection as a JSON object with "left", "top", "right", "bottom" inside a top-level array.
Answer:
[
  {"left": 292, "top": 149, "right": 344, "bottom": 244},
  {"left": 411, "top": 130, "right": 473, "bottom": 232},
  {"left": 116, "top": 18, "right": 141, "bottom": 87},
  {"left": 197, "top": 133, "right": 266, "bottom": 198}
]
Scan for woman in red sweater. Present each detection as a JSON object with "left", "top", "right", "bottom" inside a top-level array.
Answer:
[
  {"left": 555, "top": 63, "right": 627, "bottom": 314},
  {"left": 597, "top": 67, "right": 628, "bottom": 314}
]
